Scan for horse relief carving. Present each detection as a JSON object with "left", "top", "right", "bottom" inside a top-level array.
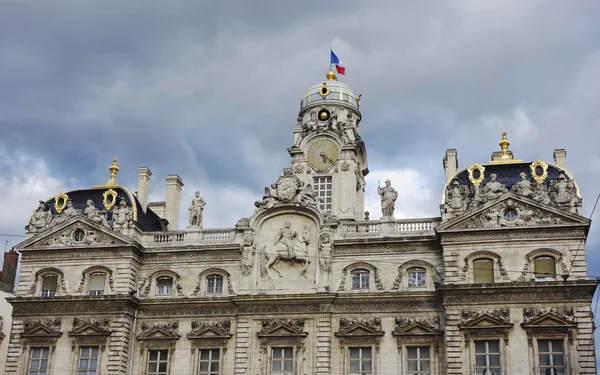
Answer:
[{"left": 260, "top": 220, "right": 312, "bottom": 279}]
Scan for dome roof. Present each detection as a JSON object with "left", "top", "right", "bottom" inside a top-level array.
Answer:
[{"left": 301, "top": 70, "right": 359, "bottom": 112}]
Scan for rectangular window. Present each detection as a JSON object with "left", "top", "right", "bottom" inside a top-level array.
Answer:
[
  {"left": 156, "top": 277, "right": 173, "bottom": 296},
  {"left": 407, "top": 346, "right": 430, "bottom": 375},
  {"left": 474, "top": 340, "right": 501, "bottom": 375},
  {"left": 473, "top": 259, "right": 494, "bottom": 283},
  {"left": 88, "top": 273, "right": 105, "bottom": 296},
  {"left": 78, "top": 346, "right": 99, "bottom": 375},
  {"left": 349, "top": 347, "right": 372, "bottom": 375},
  {"left": 147, "top": 349, "right": 169, "bottom": 375},
  {"left": 41, "top": 275, "right": 57, "bottom": 297},
  {"left": 313, "top": 176, "right": 332, "bottom": 212},
  {"left": 206, "top": 276, "right": 223, "bottom": 294},
  {"left": 538, "top": 339, "right": 565, "bottom": 375},
  {"left": 28, "top": 347, "right": 49, "bottom": 375},
  {"left": 535, "top": 257, "right": 557, "bottom": 281},
  {"left": 199, "top": 349, "right": 220, "bottom": 375},
  {"left": 351, "top": 270, "right": 370, "bottom": 290},
  {"left": 271, "top": 347, "right": 293, "bottom": 375},
  {"left": 408, "top": 268, "right": 427, "bottom": 288}
]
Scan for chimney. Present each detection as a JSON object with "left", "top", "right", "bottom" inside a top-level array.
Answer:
[
  {"left": 553, "top": 149, "right": 567, "bottom": 169},
  {"left": 0, "top": 248, "right": 20, "bottom": 293},
  {"left": 443, "top": 149, "right": 458, "bottom": 182},
  {"left": 147, "top": 202, "right": 166, "bottom": 219},
  {"left": 137, "top": 167, "right": 152, "bottom": 212},
  {"left": 165, "top": 175, "right": 184, "bottom": 230}
]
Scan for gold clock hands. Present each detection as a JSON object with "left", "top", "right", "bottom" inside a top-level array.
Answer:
[{"left": 320, "top": 151, "right": 334, "bottom": 164}]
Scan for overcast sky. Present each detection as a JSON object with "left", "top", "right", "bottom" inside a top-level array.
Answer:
[{"left": 1, "top": 0, "right": 599, "bottom": 360}]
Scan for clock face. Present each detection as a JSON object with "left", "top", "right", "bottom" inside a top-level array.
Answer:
[{"left": 307, "top": 139, "right": 339, "bottom": 171}]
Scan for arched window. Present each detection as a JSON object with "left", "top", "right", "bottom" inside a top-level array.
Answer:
[
  {"left": 407, "top": 267, "right": 427, "bottom": 288},
  {"left": 41, "top": 275, "right": 58, "bottom": 297},
  {"left": 534, "top": 256, "right": 556, "bottom": 281},
  {"left": 351, "top": 269, "right": 370, "bottom": 290},
  {"left": 206, "top": 275, "right": 224, "bottom": 295},
  {"left": 473, "top": 259, "right": 494, "bottom": 283},
  {"left": 156, "top": 277, "right": 173, "bottom": 296},
  {"left": 88, "top": 273, "right": 106, "bottom": 296}
]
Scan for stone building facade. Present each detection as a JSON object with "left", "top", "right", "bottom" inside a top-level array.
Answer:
[{"left": 7, "top": 70, "right": 597, "bottom": 375}]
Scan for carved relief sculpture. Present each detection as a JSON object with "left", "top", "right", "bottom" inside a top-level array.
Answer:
[
  {"left": 318, "top": 233, "right": 333, "bottom": 273},
  {"left": 377, "top": 179, "right": 398, "bottom": 219},
  {"left": 462, "top": 308, "right": 511, "bottom": 324},
  {"left": 523, "top": 307, "right": 574, "bottom": 323},
  {"left": 29, "top": 200, "right": 52, "bottom": 232},
  {"left": 84, "top": 200, "right": 110, "bottom": 228},
  {"left": 241, "top": 235, "right": 256, "bottom": 276},
  {"left": 338, "top": 317, "right": 383, "bottom": 335},
  {"left": 255, "top": 168, "right": 318, "bottom": 211},
  {"left": 549, "top": 173, "right": 578, "bottom": 209},
  {"left": 510, "top": 172, "right": 534, "bottom": 198},
  {"left": 445, "top": 178, "right": 469, "bottom": 210},
  {"left": 395, "top": 316, "right": 441, "bottom": 332},
  {"left": 50, "top": 199, "right": 81, "bottom": 227},
  {"left": 188, "top": 191, "right": 206, "bottom": 228},
  {"left": 261, "top": 221, "right": 311, "bottom": 278},
  {"left": 482, "top": 173, "right": 508, "bottom": 200},
  {"left": 112, "top": 198, "right": 133, "bottom": 230}
]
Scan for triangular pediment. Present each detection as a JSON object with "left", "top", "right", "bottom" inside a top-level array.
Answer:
[
  {"left": 18, "top": 217, "right": 134, "bottom": 249},
  {"left": 258, "top": 324, "right": 307, "bottom": 338},
  {"left": 137, "top": 327, "right": 180, "bottom": 340},
  {"left": 22, "top": 325, "right": 62, "bottom": 338},
  {"left": 438, "top": 193, "right": 589, "bottom": 231},
  {"left": 336, "top": 324, "right": 384, "bottom": 338},
  {"left": 460, "top": 314, "right": 513, "bottom": 329},
  {"left": 69, "top": 323, "right": 111, "bottom": 337},
  {"left": 393, "top": 322, "right": 440, "bottom": 336},
  {"left": 522, "top": 313, "right": 576, "bottom": 328},
  {"left": 187, "top": 326, "right": 232, "bottom": 339}
]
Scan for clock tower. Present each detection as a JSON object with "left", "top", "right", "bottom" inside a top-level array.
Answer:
[{"left": 288, "top": 70, "right": 368, "bottom": 221}]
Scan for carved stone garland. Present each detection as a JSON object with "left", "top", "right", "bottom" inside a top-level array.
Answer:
[
  {"left": 75, "top": 269, "right": 115, "bottom": 294},
  {"left": 516, "top": 254, "right": 568, "bottom": 282}
]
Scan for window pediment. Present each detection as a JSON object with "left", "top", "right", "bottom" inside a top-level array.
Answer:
[
  {"left": 335, "top": 318, "right": 384, "bottom": 338},
  {"left": 459, "top": 309, "right": 513, "bottom": 345},
  {"left": 68, "top": 318, "right": 111, "bottom": 337},
  {"left": 258, "top": 319, "right": 307, "bottom": 338},
  {"left": 521, "top": 307, "right": 576, "bottom": 329},
  {"left": 137, "top": 322, "right": 180, "bottom": 341},
  {"left": 187, "top": 320, "right": 232, "bottom": 340},
  {"left": 393, "top": 317, "right": 442, "bottom": 337},
  {"left": 22, "top": 319, "right": 62, "bottom": 344}
]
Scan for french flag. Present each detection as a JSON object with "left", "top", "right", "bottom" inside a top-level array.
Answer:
[{"left": 330, "top": 50, "right": 346, "bottom": 75}]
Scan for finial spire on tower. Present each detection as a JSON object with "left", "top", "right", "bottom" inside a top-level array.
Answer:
[
  {"left": 93, "top": 158, "right": 121, "bottom": 188},
  {"left": 490, "top": 131, "right": 522, "bottom": 164}
]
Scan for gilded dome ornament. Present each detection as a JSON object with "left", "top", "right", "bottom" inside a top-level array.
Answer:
[
  {"left": 93, "top": 158, "right": 121, "bottom": 189},
  {"left": 54, "top": 192, "right": 69, "bottom": 214},
  {"left": 318, "top": 83, "right": 331, "bottom": 98},
  {"left": 529, "top": 160, "right": 549, "bottom": 184},
  {"left": 467, "top": 164, "right": 486, "bottom": 187},
  {"left": 102, "top": 189, "right": 119, "bottom": 211},
  {"left": 326, "top": 69, "right": 336, "bottom": 81}
]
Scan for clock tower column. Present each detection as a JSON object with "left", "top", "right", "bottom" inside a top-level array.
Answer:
[{"left": 288, "top": 70, "right": 368, "bottom": 221}]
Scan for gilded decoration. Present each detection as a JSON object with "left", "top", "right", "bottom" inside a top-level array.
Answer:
[
  {"left": 467, "top": 164, "right": 485, "bottom": 187},
  {"left": 53, "top": 192, "right": 69, "bottom": 214},
  {"left": 318, "top": 82, "right": 330, "bottom": 98},
  {"left": 93, "top": 158, "right": 120, "bottom": 188},
  {"left": 102, "top": 189, "right": 118, "bottom": 210},
  {"left": 529, "top": 160, "right": 549, "bottom": 184},
  {"left": 489, "top": 131, "right": 522, "bottom": 164}
]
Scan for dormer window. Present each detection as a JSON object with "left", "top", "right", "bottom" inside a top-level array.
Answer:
[
  {"left": 156, "top": 277, "right": 173, "bottom": 296},
  {"left": 41, "top": 275, "right": 57, "bottom": 297},
  {"left": 407, "top": 267, "right": 426, "bottom": 288},
  {"left": 206, "top": 275, "right": 223, "bottom": 295},
  {"left": 88, "top": 273, "right": 106, "bottom": 296},
  {"left": 313, "top": 176, "right": 332, "bottom": 211},
  {"left": 351, "top": 270, "right": 370, "bottom": 290},
  {"left": 534, "top": 256, "right": 556, "bottom": 281}
]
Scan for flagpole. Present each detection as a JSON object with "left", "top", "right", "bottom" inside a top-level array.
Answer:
[{"left": 329, "top": 46, "right": 332, "bottom": 71}]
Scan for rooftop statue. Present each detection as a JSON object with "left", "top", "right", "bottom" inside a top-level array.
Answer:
[
  {"left": 29, "top": 201, "right": 52, "bottom": 232},
  {"left": 482, "top": 173, "right": 508, "bottom": 200},
  {"left": 188, "top": 191, "right": 206, "bottom": 228},
  {"left": 112, "top": 198, "right": 133, "bottom": 231},
  {"left": 51, "top": 199, "right": 81, "bottom": 227},
  {"left": 377, "top": 179, "right": 398, "bottom": 219},
  {"left": 84, "top": 199, "right": 110, "bottom": 228},
  {"left": 511, "top": 172, "right": 533, "bottom": 198}
]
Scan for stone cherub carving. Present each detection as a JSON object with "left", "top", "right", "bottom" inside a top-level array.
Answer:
[
  {"left": 188, "top": 191, "right": 206, "bottom": 227},
  {"left": 261, "top": 221, "right": 311, "bottom": 278},
  {"left": 445, "top": 178, "right": 469, "bottom": 210},
  {"left": 84, "top": 200, "right": 110, "bottom": 228},
  {"left": 241, "top": 235, "right": 256, "bottom": 276},
  {"left": 29, "top": 200, "right": 52, "bottom": 232},
  {"left": 482, "top": 173, "right": 508, "bottom": 200},
  {"left": 318, "top": 233, "right": 333, "bottom": 273},
  {"left": 112, "top": 198, "right": 133, "bottom": 230},
  {"left": 296, "top": 184, "right": 319, "bottom": 207},
  {"left": 510, "top": 172, "right": 533, "bottom": 198},
  {"left": 377, "top": 179, "right": 398, "bottom": 219}
]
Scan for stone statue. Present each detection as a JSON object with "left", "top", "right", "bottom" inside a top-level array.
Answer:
[
  {"left": 377, "top": 179, "right": 398, "bottom": 219},
  {"left": 112, "top": 198, "right": 133, "bottom": 230},
  {"left": 241, "top": 235, "right": 256, "bottom": 276},
  {"left": 511, "top": 172, "right": 533, "bottom": 198},
  {"left": 51, "top": 199, "right": 81, "bottom": 226},
  {"left": 296, "top": 184, "right": 319, "bottom": 208},
  {"left": 29, "top": 201, "right": 52, "bottom": 232},
  {"left": 482, "top": 173, "right": 508, "bottom": 200},
  {"left": 446, "top": 178, "right": 469, "bottom": 209},
  {"left": 255, "top": 168, "right": 304, "bottom": 211},
  {"left": 261, "top": 221, "right": 311, "bottom": 278},
  {"left": 549, "top": 173, "right": 576, "bottom": 205},
  {"left": 84, "top": 200, "right": 110, "bottom": 228},
  {"left": 188, "top": 191, "right": 206, "bottom": 227},
  {"left": 531, "top": 182, "right": 551, "bottom": 205},
  {"left": 318, "top": 233, "right": 333, "bottom": 273},
  {"left": 273, "top": 221, "right": 299, "bottom": 258}
]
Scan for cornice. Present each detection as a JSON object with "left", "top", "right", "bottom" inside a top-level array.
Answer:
[{"left": 8, "top": 295, "right": 139, "bottom": 317}]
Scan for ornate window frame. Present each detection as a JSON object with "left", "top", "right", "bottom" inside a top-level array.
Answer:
[
  {"left": 517, "top": 248, "right": 568, "bottom": 282},
  {"left": 136, "top": 321, "right": 180, "bottom": 375},
  {"left": 257, "top": 318, "right": 308, "bottom": 375},
  {"left": 335, "top": 317, "right": 384, "bottom": 375},
  {"left": 75, "top": 265, "right": 115, "bottom": 296},
  {"left": 142, "top": 270, "right": 183, "bottom": 298},
  {"left": 459, "top": 309, "right": 514, "bottom": 373},
  {"left": 392, "top": 260, "right": 442, "bottom": 291},
  {"left": 337, "top": 262, "right": 384, "bottom": 292},
  {"left": 191, "top": 268, "right": 234, "bottom": 297},
  {"left": 19, "top": 318, "right": 62, "bottom": 373},
  {"left": 68, "top": 317, "right": 111, "bottom": 374},
  {"left": 459, "top": 251, "right": 510, "bottom": 283},
  {"left": 392, "top": 316, "right": 442, "bottom": 375},
  {"left": 187, "top": 320, "right": 232, "bottom": 375},
  {"left": 29, "top": 267, "right": 68, "bottom": 297}
]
